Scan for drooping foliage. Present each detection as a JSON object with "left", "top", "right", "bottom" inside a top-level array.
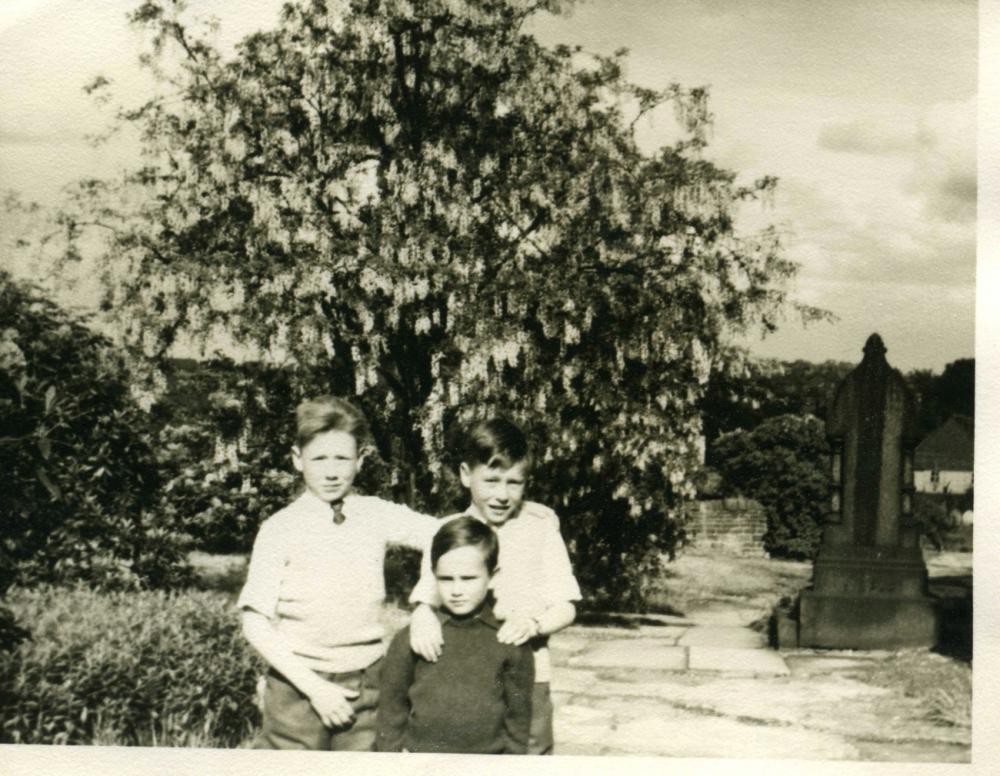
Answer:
[{"left": 51, "top": 0, "right": 814, "bottom": 606}]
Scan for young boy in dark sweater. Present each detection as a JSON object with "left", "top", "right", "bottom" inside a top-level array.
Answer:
[{"left": 375, "top": 517, "right": 535, "bottom": 754}]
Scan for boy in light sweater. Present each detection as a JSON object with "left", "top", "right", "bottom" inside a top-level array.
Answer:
[{"left": 238, "top": 396, "right": 439, "bottom": 750}]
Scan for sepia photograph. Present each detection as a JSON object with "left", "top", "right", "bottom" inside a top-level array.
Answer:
[{"left": 0, "top": 0, "right": 989, "bottom": 772}]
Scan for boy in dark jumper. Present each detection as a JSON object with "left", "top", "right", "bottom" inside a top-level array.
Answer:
[{"left": 375, "top": 517, "right": 534, "bottom": 754}]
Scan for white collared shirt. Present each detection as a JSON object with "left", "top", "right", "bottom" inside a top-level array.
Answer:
[{"left": 238, "top": 490, "right": 438, "bottom": 673}]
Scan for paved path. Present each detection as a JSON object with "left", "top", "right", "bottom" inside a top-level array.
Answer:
[{"left": 550, "top": 607, "right": 970, "bottom": 761}]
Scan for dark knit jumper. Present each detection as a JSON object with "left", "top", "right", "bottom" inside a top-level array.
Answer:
[{"left": 375, "top": 604, "right": 534, "bottom": 754}]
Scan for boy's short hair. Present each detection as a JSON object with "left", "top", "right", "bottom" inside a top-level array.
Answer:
[
  {"left": 431, "top": 516, "right": 500, "bottom": 574},
  {"left": 460, "top": 417, "right": 531, "bottom": 472},
  {"left": 295, "top": 396, "right": 370, "bottom": 450}
]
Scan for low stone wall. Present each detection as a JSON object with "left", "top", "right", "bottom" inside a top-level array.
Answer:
[{"left": 683, "top": 497, "right": 768, "bottom": 557}]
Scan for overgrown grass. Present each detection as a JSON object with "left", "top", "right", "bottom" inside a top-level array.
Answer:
[
  {"left": 187, "top": 551, "right": 248, "bottom": 597},
  {"left": 648, "top": 551, "right": 812, "bottom": 617},
  {"left": 851, "top": 649, "right": 971, "bottom": 728}
]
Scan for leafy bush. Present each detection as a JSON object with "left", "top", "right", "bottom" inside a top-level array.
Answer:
[
  {"left": 0, "top": 271, "right": 192, "bottom": 594},
  {"left": 161, "top": 452, "right": 298, "bottom": 554},
  {"left": 914, "top": 492, "right": 973, "bottom": 552},
  {"left": 712, "top": 414, "right": 830, "bottom": 559},
  {"left": 0, "top": 586, "right": 262, "bottom": 746}
]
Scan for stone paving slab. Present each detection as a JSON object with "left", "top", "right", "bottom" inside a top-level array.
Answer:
[
  {"left": 557, "top": 624, "right": 687, "bottom": 641},
  {"left": 677, "top": 624, "right": 766, "bottom": 648},
  {"left": 682, "top": 600, "right": 763, "bottom": 626},
  {"left": 557, "top": 702, "right": 861, "bottom": 759},
  {"left": 551, "top": 666, "right": 605, "bottom": 694},
  {"left": 687, "top": 646, "right": 790, "bottom": 675},
  {"left": 634, "top": 625, "right": 688, "bottom": 641},
  {"left": 652, "top": 675, "right": 888, "bottom": 725},
  {"left": 783, "top": 654, "right": 884, "bottom": 677},
  {"left": 611, "top": 716, "right": 860, "bottom": 759},
  {"left": 553, "top": 671, "right": 704, "bottom": 702},
  {"left": 566, "top": 639, "right": 688, "bottom": 670}
]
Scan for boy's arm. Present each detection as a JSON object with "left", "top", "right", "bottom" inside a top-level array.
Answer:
[
  {"left": 501, "top": 644, "right": 536, "bottom": 754},
  {"left": 408, "top": 514, "right": 464, "bottom": 662},
  {"left": 379, "top": 498, "right": 440, "bottom": 552},
  {"left": 238, "top": 520, "right": 357, "bottom": 727},
  {"left": 496, "top": 601, "right": 577, "bottom": 645},
  {"left": 407, "top": 552, "right": 443, "bottom": 661},
  {"left": 378, "top": 499, "right": 447, "bottom": 660},
  {"left": 375, "top": 629, "right": 417, "bottom": 752},
  {"left": 497, "top": 508, "right": 581, "bottom": 645},
  {"left": 242, "top": 611, "right": 358, "bottom": 728}
]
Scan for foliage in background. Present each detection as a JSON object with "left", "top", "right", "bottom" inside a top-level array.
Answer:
[
  {"left": 906, "top": 358, "right": 975, "bottom": 438},
  {"left": 914, "top": 491, "right": 974, "bottom": 553},
  {"left": 0, "top": 585, "right": 262, "bottom": 746},
  {"left": 701, "top": 357, "right": 852, "bottom": 449},
  {"left": 151, "top": 361, "right": 299, "bottom": 553},
  {"left": 701, "top": 356, "right": 975, "bottom": 453},
  {"left": 152, "top": 358, "right": 406, "bottom": 552},
  {"left": 712, "top": 414, "right": 830, "bottom": 559},
  {"left": 41, "top": 0, "right": 820, "bottom": 607},
  {"left": 0, "top": 271, "right": 192, "bottom": 599}
]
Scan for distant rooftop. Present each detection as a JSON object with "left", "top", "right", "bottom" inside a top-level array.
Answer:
[{"left": 914, "top": 415, "right": 974, "bottom": 471}]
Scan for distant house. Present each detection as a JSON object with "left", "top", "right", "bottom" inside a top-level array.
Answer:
[{"left": 913, "top": 415, "right": 974, "bottom": 495}]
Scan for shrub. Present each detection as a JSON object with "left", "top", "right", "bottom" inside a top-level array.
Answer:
[
  {"left": 0, "top": 272, "right": 192, "bottom": 594},
  {"left": 712, "top": 414, "right": 830, "bottom": 559},
  {"left": 161, "top": 453, "right": 298, "bottom": 554},
  {"left": 0, "top": 586, "right": 262, "bottom": 746},
  {"left": 914, "top": 492, "right": 973, "bottom": 552}
]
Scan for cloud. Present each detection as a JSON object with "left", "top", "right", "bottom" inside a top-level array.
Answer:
[
  {"left": 817, "top": 100, "right": 976, "bottom": 225},
  {"left": 818, "top": 120, "right": 917, "bottom": 156},
  {"left": 776, "top": 173, "right": 975, "bottom": 294},
  {"left": 906, "top": 97, "right": 977, "bottom": 224}
]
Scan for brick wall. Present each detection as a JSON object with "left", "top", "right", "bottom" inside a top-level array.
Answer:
[{"left": 683, "top": 497, "right": 768, "bottom": 557}]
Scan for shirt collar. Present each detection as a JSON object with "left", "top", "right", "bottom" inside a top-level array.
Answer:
[
  {"left": 297, "top": 489, "right": 354, "bottom": 519},
  {"left": 464, "top": 504, "right": 538, "bottom": 526},
  {"left": 435, "top": 601, "right": 501, "bottom": 630}
]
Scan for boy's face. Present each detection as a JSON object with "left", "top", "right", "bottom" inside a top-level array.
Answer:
[
  {"left": 434, "top": 545, "right": 493, "bottom": 617},
  {"left": 460, "top": 460, "right": 527, "bottom": 527},
  {"left": 292, "top": 429, "right": 362, "bottom": 503}
]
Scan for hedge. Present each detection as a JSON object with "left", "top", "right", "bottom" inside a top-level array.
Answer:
[{"left": 0, "top": 586, "right": 262, "bottom": 747}]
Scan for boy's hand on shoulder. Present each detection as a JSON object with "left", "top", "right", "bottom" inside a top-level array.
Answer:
[
  {"left": 305, "top": 679, "right": 359, "bottom": 729},
  {"left": 409, "top": 603, "right": 444, "bottom": 662},
  {"left": 497, "top": 615, "right": 540, "bottom": 646}
]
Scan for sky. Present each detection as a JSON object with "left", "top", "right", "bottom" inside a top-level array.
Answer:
[{"left": 0, "top": 0, "right": 982, "bottom": 372}]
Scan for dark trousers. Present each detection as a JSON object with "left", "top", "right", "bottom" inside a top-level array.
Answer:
[
  {"left": 254, "top": 658, "right": 382, "bottom": 751},
  {"left": 528, "top": 682, "right": 554, "bottom": 755}
]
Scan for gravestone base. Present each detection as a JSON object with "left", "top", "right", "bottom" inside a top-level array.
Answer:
[{"left": 798, "top": 552, "right": 939, "bottom": 649}]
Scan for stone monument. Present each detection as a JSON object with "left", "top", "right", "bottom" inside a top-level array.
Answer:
[{"left": 798, "top": 334, "right": 939, "bottom": 649}]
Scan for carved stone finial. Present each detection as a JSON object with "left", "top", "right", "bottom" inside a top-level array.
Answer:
[{"left": 863, "top": 333, "right": 887, "bottom": 359}]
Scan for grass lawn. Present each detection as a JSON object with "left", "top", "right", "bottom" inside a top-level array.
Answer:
[
  {"left": 648, "top": 550, "right": 812, "bottom": 619},
  {"left": 187, "top": 551, "right": 248, "bottom": 599}
]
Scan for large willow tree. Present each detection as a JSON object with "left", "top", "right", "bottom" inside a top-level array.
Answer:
[{"left": 61, "top": 0, "right": 814, "bottom": 606}]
